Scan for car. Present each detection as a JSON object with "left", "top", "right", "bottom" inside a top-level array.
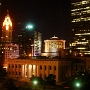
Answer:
[
  {"left": 62, "top": 79, "right": 84, "bottom": 90},
  {"left": 62, "top": 80, "right": 73, "bottom": 90}
]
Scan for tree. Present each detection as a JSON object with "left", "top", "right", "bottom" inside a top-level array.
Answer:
[
  {"left": 44, "top": 74, "right": 56, "bottom": 85},
  {"left": 30, "top": 76, "right": 43, "bottom": 84},
  {"left": 3, "top": 78, "right": 16, "bottom": 90},
  {"left": 18, "top": 82, "right": 32, "bottom": 90},
  {"left": 0, "top": 65, "right": 7, "bottom": 77}
]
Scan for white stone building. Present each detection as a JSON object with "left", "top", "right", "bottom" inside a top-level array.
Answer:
[
  {"left": 41, "top": 36, "right": 65, "bottom": 57},
  {"left": 7, "top": 58, "right": 72, "bottom": 83}
]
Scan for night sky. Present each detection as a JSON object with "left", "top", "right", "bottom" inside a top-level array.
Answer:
[{"left": 1, "top": 0, "right": 71, "bottom": 46}]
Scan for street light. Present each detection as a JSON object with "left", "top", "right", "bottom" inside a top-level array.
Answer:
[
  {"left": 75, "top": 82, "right": 81, "bottom": 88},
  {"left": 76, "top": 83, "right": 80, "bottom": 87},
  {"left": 33, "top": 80, "right": 37, "bottom": 90}
]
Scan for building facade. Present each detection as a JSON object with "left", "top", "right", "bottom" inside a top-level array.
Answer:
[
  {"left": 0, "top": 11, "right": 19, "bottom": 68},
  {"left": 17, "top": 31, "right": 32, "bottom": 57},
  {"left": 7, "top": 57, "right": 86, "bottom": 83},
  {"left": 7, "top": 58, "right": 71, "bottom": 83},
  {"left": 3, "top": 43, "right": 19, "bottom": 68},
  {"left": 17, "top": 31, "right": 42, "bottom": 57},
  {"left": 70, "top": 0, "right": 90, "bottom": 56},
  {"left": 33, "top": 31, "right": 42, "bottom": 56},
  {"left": 42, "top": 36, "right": 65, "bottom": 57}
]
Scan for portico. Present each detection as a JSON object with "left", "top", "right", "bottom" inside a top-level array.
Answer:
[
  {"left": 7, "top": 57, "right": 85, "bottom": 83},
  {"left": 7, "top": 58, "right": 60, "bottom": 82}
]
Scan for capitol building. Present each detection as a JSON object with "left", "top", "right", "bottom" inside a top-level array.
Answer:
[{"left": 7, "top": 36, "right": 89, "bottom": 84}]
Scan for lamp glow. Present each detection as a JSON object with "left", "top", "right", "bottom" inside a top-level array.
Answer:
[
  {"left": 33, "top": 80, "right": 37, "bottom": 90},
  {"left": 26, "top": 24, "right": 33, "bottom": 29},
  {"left": 33, "top": 81, "right": 37, "bottom": 85},
  {"left": 75, "top": 82, "right": 81, "bottom": 87}
]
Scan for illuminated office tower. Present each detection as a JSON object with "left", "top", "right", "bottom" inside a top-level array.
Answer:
[
  {"left": 33, "top": 31, "right": 42, "bottom": 56},
  {"left": 70, "top": 0, "right": 90, "bottom": 56},
  {"left": 1, "top": 10, "right": 12, "bottom": 42},
  {"left": 17, "top": 31, "right": 42, "bottom": 57},
  {"left": 0, "top": 11, "right": 19, "bottom": 69},
  {"left": 3, "top": 43, "right": 19, "bottom": 68}
]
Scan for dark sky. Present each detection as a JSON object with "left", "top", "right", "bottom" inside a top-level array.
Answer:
[{"left": 1, "top": 0, "right": 71, "bottom": 46}]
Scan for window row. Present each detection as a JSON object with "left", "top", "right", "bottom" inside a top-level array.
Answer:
[
  {"left": 40, "top": 65, "right": 56, "bottom": 70},
  {"left": 9, "top": 64, "right": 57, "bottom": 71},
  {"left": 9, "top": 64, "right": 21, "bottom": 68}
]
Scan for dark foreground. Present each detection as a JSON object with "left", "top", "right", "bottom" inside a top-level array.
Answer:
[{"left": 0, "top": 78, "right": 63, "bottom": 90}]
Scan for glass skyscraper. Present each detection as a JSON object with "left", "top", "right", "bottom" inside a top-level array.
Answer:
[{"left": 70, "top": 0, "right": 90, "bottom": 56}]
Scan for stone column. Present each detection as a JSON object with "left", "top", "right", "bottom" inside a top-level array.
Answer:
[
  {"left": 37, "top": 65, "right": 40, "bottom": 77},
  {"left": 35, "top": 65, "right": 37, "bottom": 76},
  {"left": 24, "top": 64, "right": 26, "bottom": 77},
  {"left": 14, "top": 64, "right": 16, "bottom": 76},
  {"left": 36, "top": 65, "right": 38, "bottom": 77},
  {"left": 17, "top": 64, "right": 19, "bottom": 76},
  {"left": 7, "top": 64, "right": 9, "bottom": 76},
  {"left": 29, "top": 64, "right": 33, "bottom": 77},
  {"left": 33, "top": 65, "right": 35, "bottom": 76},
  {"left": 46, "top": 65, "right": 49, "bottom": 77},
  {"left": 27, "top": 64, "right": 29, "bottom": 78},
  {"left": 31, "top": 64, "right": 33, "bottom": 77},
  {"left": 22, "top": 64, "right": 24, "bottom": 77}
]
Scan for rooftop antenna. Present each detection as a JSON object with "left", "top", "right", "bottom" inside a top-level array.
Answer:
[{"left": 7, "top": 10, "right": 9, "bottom": 15}]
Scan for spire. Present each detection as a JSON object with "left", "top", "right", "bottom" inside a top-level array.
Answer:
[
  {"left": 54, "top": 35, "right": 55, "bottom": 37},
  {"left": 7, "top": 10, "right": 9, "bottom": 15},
  {"left": 2, "top": 10, "right": 12, "bottom": 42}
]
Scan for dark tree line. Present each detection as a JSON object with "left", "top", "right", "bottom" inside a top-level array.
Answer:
[{"left": 30, "top": 74, "right": 56, "bottom": 85}]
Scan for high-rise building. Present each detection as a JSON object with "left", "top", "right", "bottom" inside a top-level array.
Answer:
[
  {"left": 1, "top": 10, "right": 12, "bottom": 42},
  {"left": 33, "top": 31, "right": 42, "bottom": 56},
  {"left": 17, "top": 30, "right": 42, "bottom": 57},
  {"left": 0, "top": 11, "right": 19, "bottom": 69},
  {"left": 70, "top": 0, "right": 90, "bottom": 56},
  {"left": 3, "top": 43, "right": 19, "bottom": 68},
  {"left": 17, "top": 30, "right": 32, "bottom": 57}
]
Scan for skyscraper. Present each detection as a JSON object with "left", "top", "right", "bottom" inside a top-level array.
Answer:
[
  {"left": 17, "top": 30, "right": 32, "bottom": 57},
  {"left": 1, "top": 10, "right": 12, "bottom": 42},
  {"left": 0, "top": 11, "right": 19, "bottom": 69},
  {"left": 70, "top": 0, "right": 90, "bottom": 56},
  {"left": 17, "top": 30, "right": 42, "bottom": 57},
  {"left": 33, "top": 31, "right": 42, "bottom": 56}
]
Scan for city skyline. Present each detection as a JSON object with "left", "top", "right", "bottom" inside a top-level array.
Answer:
[
  {"left": 1, "top": 1, "right": 90, "bottom": 88},
  {"left": 1, "top": 0, "right": 71, "bottom": 46}
]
